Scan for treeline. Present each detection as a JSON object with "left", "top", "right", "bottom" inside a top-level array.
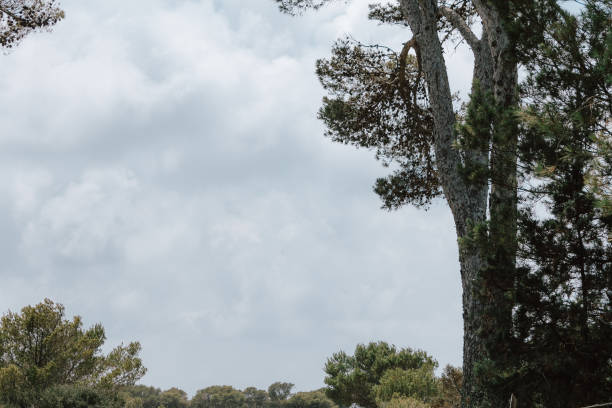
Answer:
[
  {"left": 117, "top": 352, "right": 464, "bottom": 408},
  {"left": 0, "top": 381, "right": 336, "bottom": 408},
  {"left": 0, "top": 299, "right": 463, "bottom": 408},
  {"left": 4, "top": 293, "right": 611, "bottom": 408},
  {"left": 118, "top": 383, "right": 335, "bottom": 408}
]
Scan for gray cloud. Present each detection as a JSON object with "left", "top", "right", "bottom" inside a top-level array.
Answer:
[{"left": 0, "top": 0, "right": 472, "bottom": 396}]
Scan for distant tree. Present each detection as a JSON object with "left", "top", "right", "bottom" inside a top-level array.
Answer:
[
  {"left": 285, "top": 390, "right": 337, "bottom": 408},
  {"left": 243, "top": 387, "right": 269, "bottom": 408},
  {"left": 324, "top": 342, "right": 436, "bottom": 408},
  {"left": 433, "top": 366, "right": 462, "bottom": 408},
  {"left": 268, "top": 382, "right": 294, "bottom": 402},
  {"left": 0, "top": 299, "right": 146, "bottom": 407},
  {"left": 192, "top": 385, "right": 246, "bottom": 408},
  {"left": 159, "top": 387, "right": 190, "bottom": 408},
  {"left": 121, "top": 385, "right": 163, "bottom": 408},
  {"left": 0, "top": 0, "right": 64, "bottom": 48}
]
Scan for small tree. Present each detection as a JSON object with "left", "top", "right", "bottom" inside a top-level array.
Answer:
[
  {"left": 0, "top": 299, "right": 146, "bottom": 407},
  {"left": 192, "top": 385, "right": 246, "bottom": 408},
  {"left": 434, "top": 366, "right": 462, "bottom": 408},
  {"left": 374, "top": 366, "right": 439, "bottom": 405},
  {"left": 324, "top": 342, "right": 436, "bottom": 408},
  {"left": 285, "top": 390, "right": 337, "bottom": 408},
  {"left": 244, "top": 386, "right": 270, "bottom": 408},
  {"left": 268, "top": 382, "right": 294, "bottom": 402},
  {"left": 159, "top": 388, "right": 190, "bottom": 408}
]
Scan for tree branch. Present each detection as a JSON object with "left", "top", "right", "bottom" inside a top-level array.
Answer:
[
  {"left": 398, "top": 37, "right": 421, "bottom": 106},
  {"left": 439, "top": 6, "right": 480, "bottom": 51},
  {"left": 398, "top": 37, "right": 419, "bottom": 80},
  {"left": 0, "top": 5, "right": 34, "bottom": 27},
  {"left": 579, "top": 404, "right": 612, "bottom": 408}
]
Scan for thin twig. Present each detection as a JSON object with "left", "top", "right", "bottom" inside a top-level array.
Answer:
[{"left": 579, "top": 403, "right": 612, "bottom": 408}]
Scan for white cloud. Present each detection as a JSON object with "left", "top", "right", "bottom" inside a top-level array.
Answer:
[
  {"left": 22, "top": 168, "right": 139, "bottom": 263},
  {"left": 0, "top": 0, "right": 471, "bottom": 396}
]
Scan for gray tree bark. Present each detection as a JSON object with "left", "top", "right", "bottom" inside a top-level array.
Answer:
[{"left": 398, "top": 1, "right": 517, "bottom": 407}]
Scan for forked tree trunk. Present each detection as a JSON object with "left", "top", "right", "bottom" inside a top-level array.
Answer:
[{"left": 398, "top": 1, "right": 518, "bottom": 407}]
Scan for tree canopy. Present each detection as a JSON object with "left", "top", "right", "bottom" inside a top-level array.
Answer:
[
  {"left": 0, "top": 299, "right": 146, "bottom": 408},
  {"left": 192, "top": 385, "right": 246, "bottom": 408},
  {"left": 323, "top": 342, "right": 462, "bottom": 408},
  {"left": 0, "top": 0, "right": 64, "bottom": 48},
  {"left": 323, "top": 341, "right": 437, "bottom": 408},
  {"left": 268, "top": 382, "right": 294, "bottom": 402}
]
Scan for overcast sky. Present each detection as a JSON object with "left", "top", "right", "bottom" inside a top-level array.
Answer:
[{"left": 0, "top": 0, "right": 475, "bottom": 397}]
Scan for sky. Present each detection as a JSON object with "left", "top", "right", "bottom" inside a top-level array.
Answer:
[{"left": 0, "top": 0, "right": 476, "bottom": 397}]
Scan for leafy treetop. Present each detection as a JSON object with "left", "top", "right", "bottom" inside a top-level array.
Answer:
[{"left": 0, "top": 299, "right": 146, "bottom": 408}]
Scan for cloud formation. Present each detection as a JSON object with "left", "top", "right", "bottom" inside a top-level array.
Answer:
[{"left": 0, "top": 0, "right": 473, "bottom": 396}]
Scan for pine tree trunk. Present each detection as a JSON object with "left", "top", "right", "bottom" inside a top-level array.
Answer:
[
  {"left": 459, "top": 30, "right": 495, "bottom": 408},
  {"left": 398, "top": 1, "right": 518, "bottom": 407},
  {"left": 478, "top": 4, "right": 519, "bottom": 407},
  {"left": 459, "top": 250, "right": 486, "bottom": 408},
  {"left": 399, "top": 1, "right": 492, "bottom": 406}
]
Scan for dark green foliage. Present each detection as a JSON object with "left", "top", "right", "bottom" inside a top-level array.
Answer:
[
  {"left": 488, "top": 0, "right": 562, "bottom": 64},
  {"left": 323, "top": 341, "right": 437, "bottom": 408},
  {"left": 508, "top": 2, "right": 612, "bottom": 406},
  {"left": 38, "top": 385, "right": 123, "bottom": 408},
  {"left": 316, "top": 38, "right": 440, "bottom": 209},
  {"left": 455, "top": 82, "right": 496, "bottom": 187},
  {"left": 366, "top": 3, "right": 407, "bottom": 27},
  {"left": 307, "top": 1, "right": 492, "bottom": 212}
]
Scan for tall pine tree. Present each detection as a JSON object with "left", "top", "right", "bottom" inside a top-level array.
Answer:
[
  {"left": 275, "top": 1, "right": 607, "bottom": 406},
  {"left": 512, "top": 2, "right": 612, "bottom": 406}
]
